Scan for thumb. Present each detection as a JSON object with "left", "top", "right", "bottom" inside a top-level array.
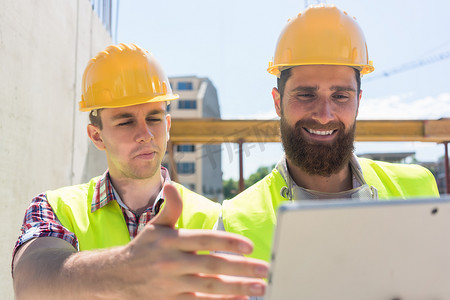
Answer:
[{"left": 149, "top": 183, "right": 182, "bottom": 228}]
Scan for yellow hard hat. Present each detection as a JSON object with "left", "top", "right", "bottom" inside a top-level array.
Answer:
[
  {"left": 267, "top": 4, "right": 374, "bottom": 77},
  {"left": 79, "top": 43, "right": 179, "bottom": 111}
]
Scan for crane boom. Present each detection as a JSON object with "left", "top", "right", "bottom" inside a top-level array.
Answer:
[{"left": 364, "top": 50, "right": 450, "bottom": 82}]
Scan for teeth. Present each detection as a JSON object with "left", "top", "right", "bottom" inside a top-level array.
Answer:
[{"left": 307, "top": 128, "right": 334, "bottom": 136}]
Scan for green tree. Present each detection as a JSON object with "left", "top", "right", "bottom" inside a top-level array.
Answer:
[
  {"left": 245, "top": 166, "right": 272, "bottom": 187},
  {"left": 223, "top": 178, "right": 238, "bottom": 200}
]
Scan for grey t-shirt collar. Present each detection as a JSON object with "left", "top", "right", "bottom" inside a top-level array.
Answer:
[{"left": 276, "top": 153, "right": 378, "bottom": 201}]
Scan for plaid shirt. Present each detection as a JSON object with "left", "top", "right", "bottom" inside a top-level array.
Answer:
[{"left": 13, "top": 168, "right": 170, "bottom": 257}]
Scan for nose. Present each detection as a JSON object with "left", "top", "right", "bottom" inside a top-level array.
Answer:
[
  {"left": 135, "top": 120, "right": 154, "bottom": 144},
  {"left": 311, "top": 98, "right": 335, "bottom": 125}
]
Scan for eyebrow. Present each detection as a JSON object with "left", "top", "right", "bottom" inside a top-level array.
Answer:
[
  {"left": 291, "top": 85, "right": 356, "bottom": 93},
  {"left": 110, "top": 109, "right": 166, "bottom": 121},
  {"left": 291, "top": 86, "right": 318, "bottom": 93},
  {"left": 145, "top": 109, "right": 166, "bottom": 116},
  {"left": 330, "top": 85, "right": 356, "bottom": 92},
  {"left": 110, "top": 113, "right": 134, "bottom": 121}
]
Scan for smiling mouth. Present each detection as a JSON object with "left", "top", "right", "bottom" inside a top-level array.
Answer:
[{"left": 305, "top": 128, "right": 336, "bottom": 136}]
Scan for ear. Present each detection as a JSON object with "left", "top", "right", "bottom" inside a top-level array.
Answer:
[
  {"left": 272, "top": 87, "right": 282, "bottom": 117},
  {"left": 87, "top": 124, "right": 105, "bottom": 151},
  {"left": 356, "top": 89, "right": 362, "bottom": 118},
  {"left": 165, "top": 114, "right": 171, "bottom": 141}
]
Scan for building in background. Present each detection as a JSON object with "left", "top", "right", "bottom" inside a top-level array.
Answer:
[{"left": 164, "top": 76, "right": 223, "bottom": 202}]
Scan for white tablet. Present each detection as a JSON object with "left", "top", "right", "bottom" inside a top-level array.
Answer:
[{"left": 265, "top": 197, "right": 450, "bottom": 300}]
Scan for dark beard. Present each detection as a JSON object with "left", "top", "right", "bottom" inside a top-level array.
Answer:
[{"left": 280, "top": 116, "right": 355, "bottom": 177}]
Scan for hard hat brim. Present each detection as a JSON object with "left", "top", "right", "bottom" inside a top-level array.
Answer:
[
  {"left": 79, "top": 94, "right": 179, "bottom": 112},
  {"left": 267, "top": 63, "right": 375, "bottom": 78}
]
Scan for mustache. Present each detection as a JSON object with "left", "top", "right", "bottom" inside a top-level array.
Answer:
[
  {"left": 293, "top": 119, "right": 345, "bottom": 131},
  {"left": 131, "top": 145, "right": 159, "bottom": 156}
]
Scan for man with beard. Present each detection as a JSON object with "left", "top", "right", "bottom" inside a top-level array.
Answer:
[
  {"left": 220, "top": 5, "right": 439, "bottom": 263},
  {"left": 13, "top": 43, "right": 268, "bottom": 299}
]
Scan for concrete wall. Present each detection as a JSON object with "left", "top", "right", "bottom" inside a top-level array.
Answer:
[{"left": 0, "top": 0, "right": 111, "bottom": 297}]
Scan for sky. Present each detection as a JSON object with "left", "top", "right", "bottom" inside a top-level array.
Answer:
[{"left": 116, "top": 0, "right": 450, "bottom": 180}]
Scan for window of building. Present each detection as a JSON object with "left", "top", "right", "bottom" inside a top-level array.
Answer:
[
  {"left": 178, "top": 100, "right": 197, "bottom": 109},
  {"left": 177, "top": 145, "right": 195, "bottom": 152},
  {"left": 177, "top": 81, "right": 193, "bottom": 90},
  {"left": 177, "top": 162, "right": 195, "bottom": 174}
]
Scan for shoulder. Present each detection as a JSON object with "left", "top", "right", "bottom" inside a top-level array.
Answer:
[
  {"left": 223, "top": 169, "right": 287, "bottom": 221},
  {"left": 228, "top": 169, "right": 285, "bottom": 204},
  {"left": 358, "top": 157, "right": 434, "bottom": 179},
  {"left": 46, "top": 177, "right": 100, "bottom": 208},
  {"left": 171, "top": 182, "right": 220, "bottom": 230},
  {"left": 358, "top": 158, "right": 439, "bottom": 198},
  {"left": 171, "top": 181, "right": 220, "bottom": 210}
]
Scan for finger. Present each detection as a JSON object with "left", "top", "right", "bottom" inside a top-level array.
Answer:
[
  {"left": 180, "top": 274, "right": 266, "bottom": 297},
  {"left": 180, "top": 253, "right": 269, "bottom": 279},
  {"left": 178, "top": 293, "right": 249, "bottom": 300},
  {"left": 150, "top": 183, "right": 183, "bottom": 228},
  {"left": 166, "top": 229, "right": 255, "bottom": 255}
]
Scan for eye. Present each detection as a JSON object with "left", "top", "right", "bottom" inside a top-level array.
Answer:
[
  {"left": 117, "top": 120, "right": 133, "bottom": 126},
  {"left": 296, "top": 93, "right": 315, "bottom": 100},
  {"left": 333, "top": 94, "right": 349, "bottom": 102},
  {"left": 147, "top": 117, "right": 162, "bottom": 123}
]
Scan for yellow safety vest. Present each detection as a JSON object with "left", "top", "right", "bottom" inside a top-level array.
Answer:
[
  {"left": 222, "top": 158, "right": 440, "bottom": 262},
  {"left": 47, "top": 177, "right": 220, "bottom": 251}
]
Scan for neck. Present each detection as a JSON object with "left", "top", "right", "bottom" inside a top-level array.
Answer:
[
  {"left": 109, "top": 169, "right": 163, "bottom": 215},
  {"left": 286, "top": 158, "right": 353, "bottom": 193}
]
